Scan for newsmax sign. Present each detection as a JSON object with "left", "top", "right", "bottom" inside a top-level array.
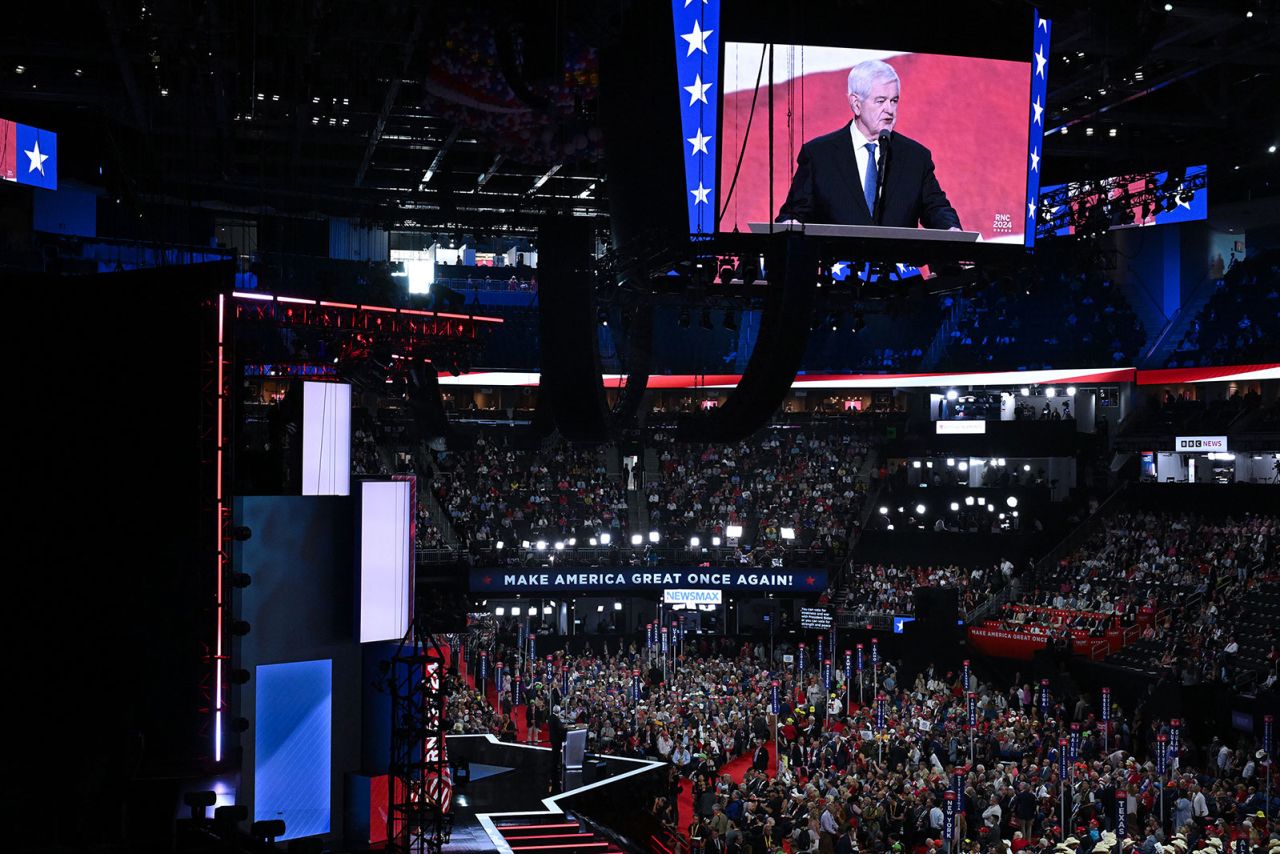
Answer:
[{"left": 470, "top": 568, "right": 827, "bottom": 593}]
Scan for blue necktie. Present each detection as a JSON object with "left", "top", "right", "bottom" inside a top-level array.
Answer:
[{"left": 864, "top": 142, "right": 878, "bottom": 220}]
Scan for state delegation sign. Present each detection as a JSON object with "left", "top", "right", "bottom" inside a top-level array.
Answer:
[{"left": 469, "top": 568, "right": 827, "bottom": 593}]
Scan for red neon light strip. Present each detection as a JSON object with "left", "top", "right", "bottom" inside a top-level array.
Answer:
[
  {"left": 506, "top": 844, "right": 608, "bottom": 852},
  {"left": 434, "top": 312, "right": 471, "bottom": 320},
  {"left": 360, "top": 304, "right": 397, "bottom": 313},
  {"left": 277, "top": 296, "right": 317, "bottom": 305},
  {"left": 500, "top": 824, "right": 581, "bottom": 831},
  {"left": 233, "top": 291, "right": 273, "bottom": 301},
  {"left": 471, "top": 314, "right": 505, "bottom": 323},
  {"left": 319, "top": 300, "right": 359, "bottom": 309},
  {"left": 399, "top": 308, "right": 436, "bottom": 316},
  {"left": 500, "top": 834, "right": 594, "bottom": 841}
]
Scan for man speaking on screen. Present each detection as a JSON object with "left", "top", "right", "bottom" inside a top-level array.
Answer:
[{"left": 776, "top": 59, "right": 961, "bottom": 230}]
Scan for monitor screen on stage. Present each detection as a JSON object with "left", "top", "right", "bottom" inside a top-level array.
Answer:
[{"left": 716, "top": 43, "right": 1034, "bottom": 244}]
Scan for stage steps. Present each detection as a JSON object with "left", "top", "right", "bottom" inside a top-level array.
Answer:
[{"left": 496, "top": 816, "right": 623, "bottom": 853}]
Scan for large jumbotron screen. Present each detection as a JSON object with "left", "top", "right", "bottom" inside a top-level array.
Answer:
[{"left": 717, "top": 44, "right": 1033, "bottom": 244}]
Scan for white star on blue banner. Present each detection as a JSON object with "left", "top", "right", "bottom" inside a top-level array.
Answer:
[
  {"left": 673, "top": 0, "right": 719, "bottom": 234},
  {"left": 1025, "top": 10, "right": 1052, "bottom": 248}
]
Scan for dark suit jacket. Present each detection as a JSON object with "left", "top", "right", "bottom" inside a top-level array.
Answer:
[{"left": 776, "top": 123, "right": 961, "bottom": 229}]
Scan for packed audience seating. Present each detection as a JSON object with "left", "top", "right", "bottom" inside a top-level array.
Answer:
[
  {"left": 458, "top": 624, "right": 1279, "bottom": 854},
  {"left": 644, "top": 423, "right": 873, "bottom": 559},
  {"left": 978, "top": 511, "right": 1278, "bottom": 677},
  {"left": 836, "top": 562, "right": 1014, "bottom": 619},
  {"left": 940, "top": 271, "right": 1145, "bottom": 370},
  {"left": 1166, "top": 250, "right": 1280, "bottom": 367},
  {"left": 429, "top": 434, "right": 629, "bottom": 548}
]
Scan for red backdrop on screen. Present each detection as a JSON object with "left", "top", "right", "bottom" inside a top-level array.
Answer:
[{"left": 718, "top": 50, "right": 1030, "bottom": 241}]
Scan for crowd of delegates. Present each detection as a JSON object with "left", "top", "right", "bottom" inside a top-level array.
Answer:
[
  {"left": 940, "top": 271, "right": 1145, "bottom": 370},
  {"left": 644, "top": 425, "right": 872, "bottom": 557},
  {"left": 835, "top": 562, "right": 1015, "bottom": 619},
  {"left": 459, "top": 632, "right": 1278, "bottom": 854},
  {"left": 428, "top": 434, "right": 630, "bottom": 549},
  {"left": 352, "top": 426, "right": 388, "bottom": 476},
  {"left": 1166, "top": 250, "right": 1279, "bottom": 368}
]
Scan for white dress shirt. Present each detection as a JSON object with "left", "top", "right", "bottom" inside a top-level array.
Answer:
[{"left": 850, "top": 124, "right": 882, "bottom": 202}]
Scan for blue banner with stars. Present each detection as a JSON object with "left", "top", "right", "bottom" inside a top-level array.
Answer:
[
  {"left": 1025, "top": 10, "right": 1051, "bottom": 248},
  {"left": 672, "top": 0, "right": 719, "bottom": 235}
]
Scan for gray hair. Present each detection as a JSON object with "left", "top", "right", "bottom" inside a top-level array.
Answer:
[{"left": 847, "top": 59, "right": 900, "bottom": 100}]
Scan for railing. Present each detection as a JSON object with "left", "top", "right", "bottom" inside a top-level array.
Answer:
[{"left": 1088, "top": 594, "right": 1199, "bottom": 662}]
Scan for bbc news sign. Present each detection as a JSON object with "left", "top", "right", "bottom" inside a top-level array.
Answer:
[
  {"left": 663, "top": 588, "right": 723, "bottom": 605},
  {"left": 1175, "top": 435, "right": 1228, "bottom": 452}
]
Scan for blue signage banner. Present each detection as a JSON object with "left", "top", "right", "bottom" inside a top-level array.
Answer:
[{"left": 470, "top": 568, "right": 827, "bottom": 593}]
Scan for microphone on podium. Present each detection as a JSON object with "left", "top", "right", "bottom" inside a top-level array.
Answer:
[{"left": 873, "top": 130, "right": 892, "bottom": 225}]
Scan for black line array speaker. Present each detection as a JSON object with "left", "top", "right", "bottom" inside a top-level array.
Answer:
[
  {"left": 676, "top": 234, "right": 817, "bottom": 443},
  {"left": 914, "top": 587, "right": 959, "bottom": 627},
  {"left": 537, "top": 217, "right": 610, "bottom": 442}
]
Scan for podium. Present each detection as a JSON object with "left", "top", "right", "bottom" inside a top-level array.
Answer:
[{"left": 748, "top": 221, "right": 981, "bottom": 242}]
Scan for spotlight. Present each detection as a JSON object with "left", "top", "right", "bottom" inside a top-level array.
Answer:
[
  {"left": 536, "top": 540, "right": 547, "bottom": 551},
  {"left": 599, "top": 532, "right": 611, "bottom": 545},
  {"left": 946, "top": 458, "right": 955, "bottom": 466},
  {"left": 543, "top": 606, "right": 553, "bottom": 615},
  {"left": 913, "top": 461, "right": 922, "bottom": 468},
  {"left": 950, "top": 502, "right": 960, "bottom": 511},
  {"left": 879, "top": 506, "right": 889, "bottom": 515},
  {"left": 631, "top": 534, "right": 643, "bottom": 546},
  {"left": 1163, "top": 2, "right": 1172, "bottom": 10},
  {"left": 690, "top": 536, "right": 700, "bottom": 547},
  {"left": 554, "top": 541, "right": 565, "bottom": 551},
  {"left": 614, "top": 602, "right": 623, "bottom": 611},
  {"left": 1067, "top": 386, "right": 1077, "bottom": 396},
  {"left": 726, "top": 524, "right": 743, "bottom": 538},
  {"left": 589, "top": 537, "right": 598, "bottom": 546},
  {"left": 946, "top": 390, "right": 958, "bottom": 400},
  {"left": 1007, "top": 496, "right": 1019, "bottom": 508},
  {"left": 780, "top": 527, "right": 796, "bottom": 540},
  {"left": 711, "top": 536, "right": 722, "bottom": 546},
  {"left": 987, "top": 504, "right": 995, "bottom": 513},
  {"left": 597, "top": 605, "right": 605, "bottom": 613},
  {"left": 648, "top": 531, "right": 660, "bottom": 543},
  {"left": 965, "top": 496, "right": 975, "bottom": 506},
  {"left": 1045, "top": 387, "right": 1056, "bottom": 397},
  {"left": 958, "top": 461, "right": 969, "bottom": 472},
  {"left": 1020, "top": 387, "right": 1030, "bottom": 397},
  {"left": 1023, "top": 464, "right": 1032, "bottom": 472},
  {"left": 527, "top": 606, "right": 536, "bottom": 616},
  {"left": 915, "top": 504, "right": 926, "bottom": 515},
  {"left": 568, "top": 538, "right": 576, "bottom": 546},
  {"left": 495, "top": 607, "right": 505, "bottom": 616},
  {"left": 522, "top": 540, "right": 530, "bottom": 548},
  {"left": 496, "top": 541, "right": 505, "bottom": 550}
]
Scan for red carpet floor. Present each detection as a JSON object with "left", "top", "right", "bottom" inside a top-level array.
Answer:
[{"left": 678, "top": 740, "right": 776, "bottom": 841}]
